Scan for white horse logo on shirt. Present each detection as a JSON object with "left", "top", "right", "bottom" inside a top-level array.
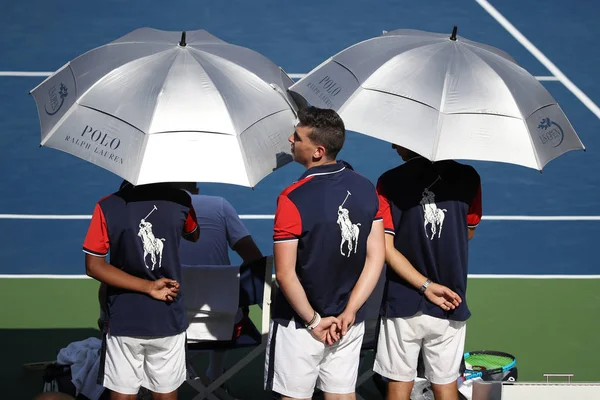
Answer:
[
  {"left": 421, "top": 188, "right": 446, "bottom": 240},
  {"left": 138, "top": 205, "right": 165, "bottom": 270},
  {"left": 337, "top": 191, "right": 361, "bottom": 257}
]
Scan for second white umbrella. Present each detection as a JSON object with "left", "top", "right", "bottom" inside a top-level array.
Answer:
[{"left": 290, "top": 27, "right": 584, "bottom": 170}]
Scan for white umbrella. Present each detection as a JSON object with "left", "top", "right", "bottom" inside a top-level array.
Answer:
[
  {"left": 31, "top": 28, "right": 303, "bottom": 187},
  {"left": 290, "top": 27, "right": 584, "bottom": 170}
]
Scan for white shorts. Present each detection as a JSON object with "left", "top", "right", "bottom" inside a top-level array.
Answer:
[
  {"left": 264, "top": 319, "right": 365, "bottom": 398},
  {"left": 373, "top": 313, "right": 466, "bottom": 385},
  {"left": 100, "top": 331, "right": 187, "bottom": 394}
]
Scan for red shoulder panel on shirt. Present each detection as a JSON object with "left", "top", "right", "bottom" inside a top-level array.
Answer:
[
  {"left": 467, "top": 185, "right": 482, "bottom": 228},
  {"left": 376, "top": 178, "right": 395, "bottom": 233},
  {"left": 273, "top": 177, "right": 314, "bottom": 242},
  {"left": 82, "top": 203, "right": 110, "bottom": 256}
]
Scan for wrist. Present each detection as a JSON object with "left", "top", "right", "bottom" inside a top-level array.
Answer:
[
  {"left": 419, "top": 278, "right": 432, "bottom": 293},
  {"left": 143, "top": 280, "right": 153, "bottom": 295},
  {"left": 305, "top": 311, "right": 321, "bottom": 330},
  {"left": 344, "top": 301, "right": 360, "bottom": 315}
]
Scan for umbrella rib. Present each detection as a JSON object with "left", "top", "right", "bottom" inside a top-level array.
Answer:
[
  {"left": 78, "top": 104, "right": 147, "bottom": 134},
  {"left": 431, "top": 61, "right": 451, "bottom": 161},
  {"left": 149, "top": 130, "right": 232, "bottom": 135},
  {"left": 525, "top": 102, "right": 556, "bottom": 120},
  {"left": 186, "top": 48, "right": 295, "bottom": 135},
  {"left": 362, "top": 88, "right": 524, "bottom": 118},
  {"left": 443, "top": 111, "right": 523, "bottom": 119},
  {"left": 464, "top": 45, "right": 543, "bottom": 169},
  {"left": 105, "top": 41, "right": 177, "bottom": 46},
  {"left": 146, "top": 49, "right": 182, "bottom": 133},
  {"left": 461, "top": 41, "right": 518, "bottom": 65},
  {"left": 185, "top": 48, "right": 240, "bottom": 132},
  {"left": 362, "top": 88, "right": 439, "bottom": 111},
  {"left": 332, "top": 60, "right": 360, "bottom": 85},
  {"left": 187, "top": 46, "right": 277, "bottom": 89},
  {"left": 330, "top": 59, "right": 361, "bottom": 116},
  {"left": 236, "top": 108, "right": 294, "bottom": 188},
  {"left": 77, "top": 48, "right": 174, "bottom": 102},
  {"left": 239, "top": 108, "right": 291, "bottom": 136}
]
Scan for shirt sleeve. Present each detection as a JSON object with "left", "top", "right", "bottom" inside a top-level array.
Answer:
[
  {"left": 376, "top": 178, "right": 395, "bottom": 235},
  {"left": 222, "top": 198, "right": 251, "bottom": 247},
  {"left": 184, "top": 202, "right": 199, "bottom": 234},
  {"left": 467, "top": 185, "right": 482, "bottom": 228},
  {"left": 82, "top": 204, "right": 109, "bottom": 257},
  {"left": 273, "top": 194, "right": 302, "bottom": 243}
]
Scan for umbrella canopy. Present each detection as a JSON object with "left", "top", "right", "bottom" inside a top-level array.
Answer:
[
  {"left": 31, "top": 28, "right": 302, "bottom": 187},
  {"left": 290, "top": 28, "right": 584, "bottom": 170}
]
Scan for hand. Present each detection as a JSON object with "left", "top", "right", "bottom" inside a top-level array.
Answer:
[
  {"left": 329, "top": 309, "right": 356, "bottom": 340},
  {"left": 424, "top": 282, "right": 461, "bottom": 311},
  {"left": 148, "top": 278, "right": 180, "bottom": 302},
  {"left": 310, "top": 316, "right": 341, "bottom": 345}
]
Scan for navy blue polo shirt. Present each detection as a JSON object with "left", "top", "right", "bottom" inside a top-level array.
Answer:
[
  {"left": 377, "top": 158, "right": 482, "bottom": 321},
  {"left": 272, "top": 161, "right": 382, "bottom": 326},
  {"left": 83, "top": 183, "right": 198, "bottom": 336}
]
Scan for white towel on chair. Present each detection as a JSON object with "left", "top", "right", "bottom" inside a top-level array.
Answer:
[
  {"left": 56, "top": 337, "right": 105, "bottom": 400},
  {"left": 182, "top": 265, "right": 240, "bottom": 341}
]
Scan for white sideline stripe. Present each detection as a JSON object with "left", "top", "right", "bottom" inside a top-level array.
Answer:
[
  {"left": 0, "top": 214, "right": 92, "bottom": 220},
  {"left": 1, "top": 214, "right": 600, "bottom": 221},
  {"left": 1, "top": 274, "right": 599, "bottom": 279},
  {"left": 476, "top": 0, "right": 600, "bottom": 120},
  {"left": 483, "top": 216, "right": 600, "bottom": 221},
  {"left": 535, "top": 76, "right": 559, "bottom": 81},
  {"left": 467, "top": 274, "right": 600, "bottom": 279},
  {"left": 2, "top": 71, "right": 557, "bottom": 82},
  {"left": 0, "top": 71, "right": 55, "bottom": 77},
  {"left": 239, "top": 214, "right": 275, "bottom": 219}
]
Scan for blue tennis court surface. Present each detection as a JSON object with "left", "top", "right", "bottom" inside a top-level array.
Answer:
[{"left": 0, "top": 0, "right": 598, "bottom": 275}]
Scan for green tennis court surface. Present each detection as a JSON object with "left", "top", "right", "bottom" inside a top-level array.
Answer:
[{"left": 2, "top": 278, "right": 599, "bottom": 399}]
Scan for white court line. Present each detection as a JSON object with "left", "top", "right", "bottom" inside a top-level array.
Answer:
[
  {"left": 239, "top": 214, "right": 275, "bottom": 220},
  {"left": 476, "top": 0, "right": 600, "bottom": 120},
  {"left": 535, "top": 76, "right": 560, "bottom": 81},
  {"left": 482, "top": 215, "right": 600, "bottom": 221},
  {"left": 468, "top": 274, "right": 600, "bottom": 279},
  {"left": 1, "top": 214, "right": 599, "bottom": 221},
  {"left": 0, "top": 214, "right": 92, "bottom": 220},
  {"left": 1, "top": 71, "right": 558, "bottom": 82},
  {"left": 1, "top": 273, "right": 599, "bottom": 279},
  {"left": 0, "top": 71, "right": 54, "bottom": 77}
]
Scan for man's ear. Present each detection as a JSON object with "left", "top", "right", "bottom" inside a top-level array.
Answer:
[{"left": 313, "top": 145, "right": 326, "bottom": 160}]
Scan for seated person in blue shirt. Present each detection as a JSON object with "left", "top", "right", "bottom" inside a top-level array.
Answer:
[{"left": 177, "top": 182, "right": 264, "bottom": 384}]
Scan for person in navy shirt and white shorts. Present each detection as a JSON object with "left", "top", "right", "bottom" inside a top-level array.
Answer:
[
  {"left": 83, "top": 182, "right": 199, "bottom": 399},
  {"left": 373, "top": 145, "right": 482, "bottom": 400},
  {"left": 264, "top": 107, "right": 386, "bottom": 400}
]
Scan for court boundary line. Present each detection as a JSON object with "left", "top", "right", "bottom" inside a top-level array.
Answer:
[
  {"left": 1, "top": 214, "right": 600, "bottom": 221},
  {"left": 1, "top": 274, "right": 599, "bottom": 279},
  {"left": 1, "top": 71, "right": 559, "bottom": 82},
  {"left": 476, "top": 0, "right": 600, "bottom": 119}
]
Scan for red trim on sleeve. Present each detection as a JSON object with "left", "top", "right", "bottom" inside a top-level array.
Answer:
[
  {"left": 376, "top": 179, "right": 394, "bottom": 234},
  {"left": 184, "top": 203, "right": 198, "bottom": 234},
  {"left": 273, "top": 194, "right": 302, "bottom": 242},
  {"left": 83, "top": 204, "right": 110, "bottom": 256},
  {"left": 273, "top": 178, "right": 313, "bottom": 242},
  {"left": 467, "top": 185, "right": 482, "bottom": 228}
]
